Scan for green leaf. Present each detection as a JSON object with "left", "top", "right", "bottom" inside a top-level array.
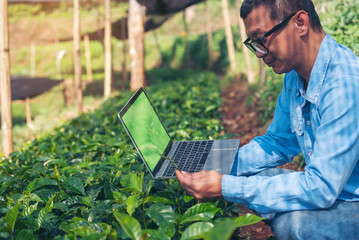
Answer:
[
  {"left": 0, "top": 177, "right": 16, "bottom": 195},
  {"left": 113, "top": 191, "right": 127, "bottom": 203},
  {"left": 204, "top": 214, "right": 263, "bottom": 240},
  {"left": 205, "top": 105, "right": 216, "bottom": 113},
  {"left": 144, "top": 196, "right": 175, "bottom": 205},
  {"left": 180, "top": 203, "right": 220, "bottom": 225},
  {"left": 22, "top": 202, "right": 38, "bottom": 217},
  {"left": 5, "top": 201, "right": 21, "bottom": 233},
  {"left": 104, "top": 181, "right": 114, "bottom": 200},
  {"left": 32, "top": 162, "right": 46, "bottom": 174},
  {"left": 82, "top": 196, "right": 94, "bottom": 208},
  {"left": 235, "top": 213, "right": 263, "bottom": 227},
  {"left": 29, "top": 193, "right": 43, "bottom": 203},
  {"left": 113, "top": 210, "right": 142, "bottom": 240},
  {"left": 64, "top": 177, "right": 85, "bottom": 195},
  {"left": 35, "top": 178, "right": 58, "bottom": 190},
  {"left": 126, "top": 195, "right": 140, "bottom": 216},
  {"left": 37, "top": 201, "right": 53, "bottom": 229},
  {"left": 70, "top": 225, "right": 97, "bottom": 237},
  {"left": 175, "top": 129, "right": 190, "bottom": 139},
  {"left": 120, "top": 173, "right": 143, "bottom": 192},
  {"left": 181, "top": 222, "right": 214, "bottom": 240},
  {"left": 183, "top": 195, "right": 194, "bottom": 203},
  {"left": 15, "top": 229, "right": 36, "bottom": 240},
  {"left": 26, "top": 181, "right": 37, "bottom": 193},
  {"left": 146, "top": 203, "right": 176, "bottom": 227},
  {"left": 143, "top": 229, "right": 171, "bottom": 240}
]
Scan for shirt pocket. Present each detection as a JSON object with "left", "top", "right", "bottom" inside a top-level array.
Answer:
[{"left": 290, "top": 115, "right": 304, "bottom": 136}]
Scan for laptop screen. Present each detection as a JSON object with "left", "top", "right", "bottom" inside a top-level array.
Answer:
[{"left": 121, "top": 90, "right": 171, "bottom": 171}]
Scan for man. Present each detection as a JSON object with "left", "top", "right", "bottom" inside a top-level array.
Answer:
[{"left": 176, "top": 0, "right": 359, "bottom": 239}]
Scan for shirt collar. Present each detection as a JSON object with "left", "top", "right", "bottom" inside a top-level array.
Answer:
[{"left": 302, "top": 34, "right": 337, "bottom": 104}]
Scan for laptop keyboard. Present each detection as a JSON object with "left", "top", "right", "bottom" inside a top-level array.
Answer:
[{"left": 163, "top": 140, "right": 214, "bottom": 177}]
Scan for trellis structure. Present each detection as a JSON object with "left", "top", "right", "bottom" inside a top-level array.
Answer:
[
  {"left": 2, "top": 0, "right": 209, "bottom": 156},
  {"left": 0, "top": 0, "right": 13, "bottom": 156}
]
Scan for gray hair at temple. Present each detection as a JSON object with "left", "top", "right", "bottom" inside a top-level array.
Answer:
[{"left": 240, "top": 0, "right": 323, "bottom": 32}]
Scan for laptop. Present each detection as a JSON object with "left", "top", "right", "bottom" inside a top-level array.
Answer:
[{"left": 118, "top": 87, "right": 240, "bottom": 179}]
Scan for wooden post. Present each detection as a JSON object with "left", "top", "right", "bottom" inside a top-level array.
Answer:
[
  {"left": 222, "top": 0, "right": 236, "bottom": 73},
  {"left": 73, "top": 0, "right": 83, "bottom": 113},
  {"left": 183, "top": 10, "right": 191, "bottom": 68},
  {"left": 31, "top": 41, "right": 36, "bottom": 76},
  {"left": 25, "top": 97, "right": 33, "bottom": 127},
  {"left": 235, "top": 0, "right": 255, "bottom": 83},
  {"left": 84, "top": 34, "right": 93, "bottom": 85},
  {"left": 128, "top": 0, "right": 146, "bottom": 91},
  {"left": 121, "top": 18, "right": 128, "bottom": 90},
  {"left": 104, "top": 0, "right": 112, "bottom": 97},
  {"left": 0, "top": 0, "right": 13, "bottom": 156},
  {"left": 205, "top": 0, "right": 213, "bottom": 69}
]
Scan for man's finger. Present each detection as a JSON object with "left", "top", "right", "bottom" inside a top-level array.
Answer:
[
  {"left": 176, "top": 170, "right": 190, "bottom": 184},
  {"left": 175, "top": 169, "right": 182, "bottom": 180}
]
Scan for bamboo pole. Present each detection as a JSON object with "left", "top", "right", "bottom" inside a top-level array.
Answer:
[
  {"left": 73, "top": 0, "right": 83, "bottom": 113},
  {"left": 0, "top": 0, "right": 13, "bottom": 156},
  {"left": 235, "top": 0, "right": 255, "bottom": 83},
  {"left": 183, "top": 10, "right": 191, "bottom": 68},
  {"left": 26, "top": 42, "right": 36, "bottom": 127},
  {"left": 121, "top": 17, "right": 127, "bottom": 90},
  {"left": 104, "top": 0, "right": 112, "bottom": 97},
  {"left": 221, "top": 0, "right": 236, "bottom": 73},
  {"left": 31, "top": 41, "right": 36, "bottom": 76},
  {"left": 25, "top": 97, "right": 32, "bottom": 127},
  {"left": 128, "top": 0, "right": 146, "bottom": 91},
  {"left": 84, "top": 34, "right": 93, "bottom": 85},
  {"left": 205, "top": 0, "right": 213, "bottom": 70}
]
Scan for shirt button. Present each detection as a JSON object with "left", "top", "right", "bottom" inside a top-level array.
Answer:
[
  {"left": 306, "top": 120, "right": 311, "bottom": 126},
  {"left": 308, "top": 151, "right": 312, "bottom": 157}
]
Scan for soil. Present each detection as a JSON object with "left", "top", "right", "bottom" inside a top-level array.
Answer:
[
  {"left": 220, "top": 76, "right": 274, "bottom": 239},
  {"left": 220, "top": 76, "right": 303, "bottom": 239}
]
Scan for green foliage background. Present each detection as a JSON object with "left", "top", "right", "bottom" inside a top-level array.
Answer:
[{"left": 0, "top": 70, "right": 262, "bottom": 239}]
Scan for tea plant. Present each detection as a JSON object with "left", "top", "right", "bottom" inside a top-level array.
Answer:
[{"left": 0, "top": 70, "right": 261, "bottom": 239}]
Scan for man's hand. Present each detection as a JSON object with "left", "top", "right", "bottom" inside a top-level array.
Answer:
[{"left": 175, "top": 169, "right": 223, "bottom": 202}]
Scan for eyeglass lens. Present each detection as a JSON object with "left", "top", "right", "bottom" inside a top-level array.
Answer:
[{"left": 252, "top": 41, "right": 267, "bottom": 55}]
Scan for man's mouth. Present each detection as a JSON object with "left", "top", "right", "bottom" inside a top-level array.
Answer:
[{"left": 265, "top": 59, "right": 276, "bottom": 67}]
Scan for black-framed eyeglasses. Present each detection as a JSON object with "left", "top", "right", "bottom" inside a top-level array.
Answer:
[{"left": 244, "top": 12, "right": 297, "bottom": 57}]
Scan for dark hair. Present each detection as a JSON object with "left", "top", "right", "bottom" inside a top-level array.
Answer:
[{"left": 240, "top": 0, "right": 322, "bottom": 31}]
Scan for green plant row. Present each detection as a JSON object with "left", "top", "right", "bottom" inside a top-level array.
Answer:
[{"left": 0, "top": 69, "right": 261, "bottom": 240}]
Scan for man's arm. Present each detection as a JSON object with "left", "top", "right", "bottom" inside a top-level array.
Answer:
[
  {"left": 231, "top": 73, "right": 301, "bottom": 176},
  {"left": 222, "top": 72, "right": 359, "bottom": 213},
  {"left": 176, "top": 73, "right": 300, "bottom": 202},
  {"left": 176, "top": 70, "right": 359, "bottom": 213}
]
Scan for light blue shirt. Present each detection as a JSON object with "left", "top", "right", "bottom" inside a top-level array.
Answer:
[{"left": 222, "top": 34, "right": 359, "bottom": 214}]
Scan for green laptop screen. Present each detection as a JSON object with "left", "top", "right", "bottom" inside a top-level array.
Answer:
[{"left": 122, "top": 92, "right": 171, "bottom": 171}]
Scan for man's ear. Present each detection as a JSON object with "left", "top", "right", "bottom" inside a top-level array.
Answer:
[{"left": 295, "top": 11, "right": 310, "bottom": 37}]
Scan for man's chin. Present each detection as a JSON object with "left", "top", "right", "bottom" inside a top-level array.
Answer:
[
  {"left": 272, "top": 67, "right": 284, "bottom": 74},
  {"left": 271, "top": 64, "right": 290, "bottom": 74}
]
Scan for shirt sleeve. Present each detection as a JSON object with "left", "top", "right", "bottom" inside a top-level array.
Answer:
[
  {"left": 223, "top": 73, "right": 359, "bottom": 214},
  {"left": 230, "top": 74, "right": 301, "bottom": 176}
]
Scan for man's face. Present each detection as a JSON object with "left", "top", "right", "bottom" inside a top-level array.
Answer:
[{"left": 243, "top": 5, "right": 298, "bottom": 74}]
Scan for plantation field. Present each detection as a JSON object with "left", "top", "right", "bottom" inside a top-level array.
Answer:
[
  {"left": 0, "top": 70, "right": 263, "bottom": 239},
  {"left": 1, "top": 0, "right": 358, "bottom": 239}
]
